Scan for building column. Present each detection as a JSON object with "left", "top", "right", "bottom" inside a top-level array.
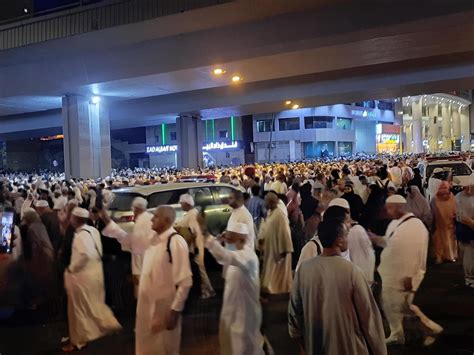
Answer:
[
  {"left": 62, "top": 95, "right": 111, "bottom": 179},
  {"left": 428, "top": 104, "right": 439, "bottom": 152},
  {"left": 411, "top": 100, "right": 423, "bottom": 153},
  {"left": 289, "top": 140, "right": 296, "bottom": 161},
  {"left": 441, "top": 103, "right": 451, "bottom": 151},
  {"left": 0, "top": 140, "right": 6, "bottom": 169},
  {"left": 405, "top": 124, "right": 413, "bottom": 153},
  {"left": 460, "top": 107, "right": 470, "bottom": 151},
  {"left": 176, "top": 115, "right": 203, "bottom": 169}
]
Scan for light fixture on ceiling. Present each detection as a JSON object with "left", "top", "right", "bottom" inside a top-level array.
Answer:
[
  {"left": 213, "top": 68, "right": 226, "bottom": 75},
  {"left": 231, "top": 75, "right": 242, "bottom": 82},
  {"left": 292, "top": 104, "right": 299, "bottom": 109},
  {"left": 91, "top": 96, "right": 101, "bottom": 104},
  {"left": 285, "top": 100, "right": 292, "bottom": 105},
  {"left": 23, "top": 8, "right": 28, "bottom": 13}
]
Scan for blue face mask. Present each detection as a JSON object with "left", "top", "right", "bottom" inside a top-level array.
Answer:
[{"left": 226, "top": 242, "right": 237, "bottom": 251}]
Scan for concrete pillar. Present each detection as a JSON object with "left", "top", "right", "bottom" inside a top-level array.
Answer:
[
  {"left": 428, "top": 104, "right": 439, "bottom": 152},
  {"left": 405, "top": 123, "right": 413, "bottom": 153},
  {"left": 176, "top": 115, "right": 203, "bottom": 169},
  {"left": 411, "top": 100, "right": 423, "bottom": 153},
  {"left": 62, "top": 95, "right": 111, "bottom": 179},
  {"left": 441, "top": 103, "right": 451, "bottom": 151},
  {"left": 460, "top": 107, "right": 470, "bottom": 151},
  {"left": 452, "top": 108, "right": 461, "bottom": 139},
  {"left": 289, "top": 140, "right": 296, "bottom": 161},
  {"left": 0, "top": 140, "right": 6, "bottom": 169}
]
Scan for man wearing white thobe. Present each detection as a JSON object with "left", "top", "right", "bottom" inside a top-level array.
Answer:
[
  {"left": 204, "top": 222, "right": 264, "bottom": 355},
  {"left": 175, "top": 193, "right": 215, "bottom": 298},
  {"left": 379, "top": 195, "right": 443, "bottom": 345},
  {"left": 102, "top": 205, "right": 192, "bottom": 355},
  {"left": 63, "top": 208, "right": 121, "bottom": 351},
  {"left": 129, "top": 197, "right": 153, "bottom": 298},
  {"left": 259, "top": 192, "right": 293, "bottom": 294}
]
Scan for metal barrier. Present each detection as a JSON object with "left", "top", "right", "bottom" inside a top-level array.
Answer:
[{"left": 0, "top": 0, "right": 232, "bottom": 51}]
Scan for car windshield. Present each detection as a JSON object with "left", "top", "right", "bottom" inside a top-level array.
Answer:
[
  {"left": 426, "top": 163, "right": 472, "bottom": 178},
  {"left": 108, "top": 192, "right": 141, "bottom": 211}
]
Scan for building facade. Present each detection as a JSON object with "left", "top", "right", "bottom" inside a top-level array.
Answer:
[
  {"left": 253, "top": 102, "right": 397, "bottom": 162},
  {"left": 145, "top": 116, "right": 245, "bottom": 168},
  {"left": 400, "top": 93, "right": 472, "bottom": 153}
]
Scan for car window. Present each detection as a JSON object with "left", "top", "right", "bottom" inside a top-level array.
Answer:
[
  {"left": 148, "top": 190, "right": 185, "bottom": 208},
  {"left": 188, "top": 187, "right": 214, "bottom": 207},
  {"left": 108, "top": 192, "right": 141, "bottom": 211},
  {"left": 214, "top": 186, "right": 234, "bottom": 204},
  {"left": 426, "top": 163, "right": 471, "bottom": 178}
]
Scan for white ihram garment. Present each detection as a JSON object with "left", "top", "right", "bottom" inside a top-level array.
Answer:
[
  {"left": 130, "top": 211, "right": 153, "bottom": 277},
  {"left": 103, "top": 222, "right": 192, "bottom": 355},
  {"left": 378, "top": 214, "right": 441, "bottom": 341},
  {"left": 175, "top": 208, "right": 214, "bottom": 295},
  {"left": 206, "top": 238, "right": 264, "bottom": 355},
  {"left": 64, "top": 224, "right": 121, "bottom": 347},
  {"left": 348, "top": 224, "right": 375, "bottom": 283}
]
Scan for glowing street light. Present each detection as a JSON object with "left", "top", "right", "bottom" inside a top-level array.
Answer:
[{"left": 213, "top": 68, "right": 225, "bottom": 75}]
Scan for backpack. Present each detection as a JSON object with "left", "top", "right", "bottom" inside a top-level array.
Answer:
[{"left": 166, "top": 232, "right": 202, "bottom": 313}]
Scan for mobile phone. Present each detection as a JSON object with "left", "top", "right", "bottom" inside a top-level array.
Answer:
[{"left": 0, "top": 211, "right": 14, "bottom": 254}]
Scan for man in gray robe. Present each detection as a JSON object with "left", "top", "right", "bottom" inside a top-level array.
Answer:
[{"left": 288, "top": 219, "right": 386, "bottom": 355}]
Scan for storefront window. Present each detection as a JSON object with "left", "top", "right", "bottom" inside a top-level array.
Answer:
[
  {"left": 338, "top": 142, "right": 352, "bottom": 156},
  {"left": 278, "top": 117, "right": 300, "bottom": 131},
  {"left": 256, "top": 120, "right": 274, "bottom": 132},
  {"left": 170, "top": 132, "right": 177, "bottom": 141},
  {"left": 304, "top": 116, "right": 333, "bottom": 129},
  {"left": 336, "top": 118, "right": 351, "bottom": 130},
  {"left": 303, "top": 141, "right": 335, "bottom": 158}
]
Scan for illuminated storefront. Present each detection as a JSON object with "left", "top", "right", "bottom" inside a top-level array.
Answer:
[{"left": 376, "top": 124, "right": 401, "bottom": 153}]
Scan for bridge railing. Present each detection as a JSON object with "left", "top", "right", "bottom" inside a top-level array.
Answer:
[{"left": 0, "top": 0, "right": 232, "bottom": 51}]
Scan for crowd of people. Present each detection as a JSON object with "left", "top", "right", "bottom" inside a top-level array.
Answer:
[{"left": 0, "top": 152, "right": 473, "bottom": 354}]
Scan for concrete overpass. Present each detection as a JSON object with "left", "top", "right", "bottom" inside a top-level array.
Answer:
[{"left": 0, "top": 0, "right": 473, "bottom": 176}]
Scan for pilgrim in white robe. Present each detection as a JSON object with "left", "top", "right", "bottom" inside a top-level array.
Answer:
[
  {"left": 103, "top": 222, "right": 192, "bottom": 355},
  {"left": 64, "top": 224, "right": 121, "bottom": 347},
  {"left": 205, "top": 237, "right": 264, "bottom": 355},
  {"left": 348, "top": 224, "right": 375, "bottom": 283},
  {"left": 259, "top": 207, "right": 293, "bottom": 294},
  {"left": 175, "top": 207, "right": 214, "bottom": 296},
  {"left": 289, "top": 256, "right": 386, "bottom": 355},
  {"left": 379, "top": 213, "right": 442, "bottom": 342}
]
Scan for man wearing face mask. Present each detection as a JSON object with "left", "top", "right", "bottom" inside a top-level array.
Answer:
[
  {"left": 289, "top": 219, "right": 386, "bottom": 355},
  {"left": 202, "top": 220, "right": 264, "bottom": 354},
  {"left": 225, "top": 190, "right": 256, "bottom": 250}
]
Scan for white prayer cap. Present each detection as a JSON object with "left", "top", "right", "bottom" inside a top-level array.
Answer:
[
  {"left": 433, "top": 168, "right": 443, "bottom": 174},
  {"left": 226, "top": 221, "right": 248, "bottom": 236},
  {"left": 385, "top": 195, "right": 407, "bottom": 204},
  {"left": 37, "top": 183, "right": 47, "bottom": 191},
  {"left": 72, "top": 207, "right": 89, "bottom": 219},
  {"left": 328, "top": 198, "right": 350, "bottom": 210},
  {"left": 34, "top": 200, "right": 49, "bottom": 208},
  {"left": 179, "top": 194, "right": 195, "bottom": 207},
  {"left": 132, "top": 197, "right": 148, "bottom": 210}
]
